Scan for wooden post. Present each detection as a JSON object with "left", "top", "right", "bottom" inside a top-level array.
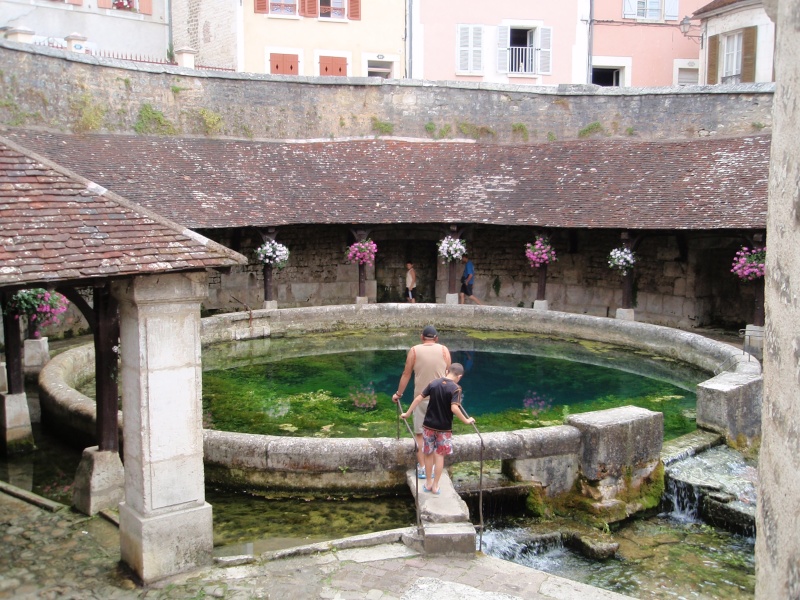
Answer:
[
  {"left": 753, "top": 277, "right": 765, "bottom": 327},
  {"left": 448, "top": 260, "right": 457, "bottom": 294},
  {"left": 622, "top": 271, "right": 634, "bottom": 309},
  {"left": 94, "top": 285, "right": 120, "bottom": 453},
  {"left": 358, "top": 263, "right": 366, "bottom": 298},
  {"left": 263, "top": 263, "right": 274, "bottom": 302},
  {"left": 0, "top": 293, "right": 23, "bottom": 395},
  {"left": 536, "top": 265, "right": 548, "bottom": 301}
]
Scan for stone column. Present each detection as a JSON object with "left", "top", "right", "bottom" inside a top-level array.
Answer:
[
  {"left": 112, "top": 272, "right": 212, "bottom": 583},
  {"left": 533, "top": 265, "right": 549, "bottom": 310},
  {"left": 0, "top": 295, "right": 33, "bottom": 455},
  {"left": 174, "top": 47, "right": 197, "bottom": 69}
]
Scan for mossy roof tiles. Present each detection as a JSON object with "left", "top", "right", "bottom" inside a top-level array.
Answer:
[{"left": 7, "top": 130, "right": 769, "bottom": 232}]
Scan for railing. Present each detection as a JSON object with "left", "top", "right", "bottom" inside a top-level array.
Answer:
[
  {"left": 507, "top": 47, "right": 537, "bottom": 74},
  {"left": 88, "top": 47, "right": 175, "bottom": 66},
  {"left": 195, "top": 64, "right": 236, "bottom": 72},
  {"left": 714, "top": 328, "right": 763, "bottom": 375}
]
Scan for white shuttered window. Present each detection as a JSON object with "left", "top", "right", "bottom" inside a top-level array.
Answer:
[{"left": 458, "top": 25, "right": 483, "bottom": 74}]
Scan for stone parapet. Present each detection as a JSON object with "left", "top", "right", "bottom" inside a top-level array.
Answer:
[{"left": 696, "top": 371, "right": 762, "bottom": 449}]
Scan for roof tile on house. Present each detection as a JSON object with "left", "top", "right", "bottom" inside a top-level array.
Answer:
[
  {"left": 694, "top": 0, "right": 750, "bottom": 17},
  {"left": 7, "top": 131, "right": 770, "bottom": 232},
  {"left": 0, "top": 136, "right": 247, "bottom": 289}
]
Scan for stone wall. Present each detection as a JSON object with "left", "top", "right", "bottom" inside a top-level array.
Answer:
[
  {"left": 0, "top": 41, "right": 774, "bottom": 143},
  {"left": 197, "top": 224, "right": 759, "bottom": 330}
]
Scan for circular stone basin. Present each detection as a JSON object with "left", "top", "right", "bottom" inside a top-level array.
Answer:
[{"left": 202, "top": 329, "right": 707, "bottom": 441}]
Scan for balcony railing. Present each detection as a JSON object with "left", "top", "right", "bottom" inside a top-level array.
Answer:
[{"left": 506, "top": 47, "right": 537, "bottom": 74}]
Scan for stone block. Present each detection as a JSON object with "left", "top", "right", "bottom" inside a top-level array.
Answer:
[
  {"left": 696, "top": 372, "right": 762, "bottom": 446},
  {"left": 445, "top": 293, "right": 459, "bottom": 305},
  {"left": 119, "top": 501, "right": 213, "bottom": 584},
  {"left": 23, "top": 338, "right": 50, "bottom": 370},
  {"left": 0, "top": 392, "right": 34, "bottom": 454},
  {"left": 533, "top": 300, "right": 549, "bottom": 311},
  {"left": 508, "top": 454, "right": 580, "bottom": 496},
  {"left": 568, "top": 406, "right": 663, "bottom": 482},
  {"left": 616, "top": 308, "right": 635, "bottom": 321},
  {"left": 72, "top": 446, "right": 124, "bottom": 516},
  {"left": 262, "top": 300, "right": 278, "bottom": 310},
  {"left": 422, "top": 522, "right": 476, "bottom": 555}
]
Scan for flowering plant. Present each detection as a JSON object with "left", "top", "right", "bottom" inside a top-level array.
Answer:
[
  {"left": 523, "top": 390, "right": 552, "bottom": 419},
  {"left": 5, "top": 288, "right": 69, "bottom": 338},
  {"left": 438, "top": 236, "right": 467, "bottom": 262},
  {"left": 525, "top": 236, "right": 557, "bottom": 269},
  {"left": 346, "top": 239, "right": 378, "bottom": 266},
  {"left": 349, "top": 382, "right": 377, "bottom": 410},
  {"left": 608, "top": 247, "right": 636, "bottom": 276},
  {"left": 255, "top": 240, "right": 290, "bottom": 269},
  {"left": 731, "top": 246, "right": 766, "bottom": 281}
]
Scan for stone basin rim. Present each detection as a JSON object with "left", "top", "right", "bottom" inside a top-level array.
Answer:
[{"left": 37, "top": 303, "right": 760, "bottom": 491}]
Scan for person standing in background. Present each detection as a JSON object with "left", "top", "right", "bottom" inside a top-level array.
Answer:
[
  {"left": 459, "top": 254, "right": 483, "bottom": 305},
  {"left": 405, "top": 261, "right": 416, "bottom": 303}
]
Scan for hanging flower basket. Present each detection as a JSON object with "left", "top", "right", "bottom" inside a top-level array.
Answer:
[
  {"left": 525, "top": 236, "right": 557, "bottom": 269},
  {"left": 608, "top": 246, "right": 636, "bottom": 276},
  {"left": 438, "top": 236, "right": 467, "bottom": 262},
  {"left": 731, "top": 246, "right": 766, "bottom": 281},
  {"left": 255, "top": 240, "right": 290, "bottom": 269},
  {"left": 346, "top": 239, "right": 378, "bottom": 266},
  {"left": 5, "top": 288, "right": 69, "bottom": 338}
]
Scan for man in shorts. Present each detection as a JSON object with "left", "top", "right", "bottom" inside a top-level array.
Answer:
[
  {"left": 392, "top": 325, "right": 451, "bottom": 477},
  {"left": 400, "top": 363, "right": 474, "bottom": 495},
  {"left": 459, "top": 254, "right": 483, "bottom": 305},
  {"left": 405, "top": 261, "right": 417, "bottom": 303}
]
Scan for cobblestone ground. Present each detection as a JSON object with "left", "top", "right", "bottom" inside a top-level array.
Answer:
[{"left": 0, "top": 490, "right": 634, "bottom": 600}]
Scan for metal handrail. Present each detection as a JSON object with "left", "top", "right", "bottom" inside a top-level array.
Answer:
[
  {"left": 396, "top": 399, "right": 422, "bottom": 536},
  {"left": 461, "top": 406, "right": 485, "bottom": 552}
]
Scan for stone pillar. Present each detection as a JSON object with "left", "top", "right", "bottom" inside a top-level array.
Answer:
[
  {"left": 174, "top": 47, "right": 197, "bottom": 69},
  {"left": 4, "top": 27, "right": 35, "bottom": 44},
  {"left": 65, "top": 33, "right": 87, "bottom": 52},
  {"left": 756, "top": 1, "right": 800, "bottom": 596},
  {"left": 0, "top": 392, "right": 35, "bottom": 455},
  {"left": 615, "top": 308, "right": 635, "bottom": 320},
  {"left": 112, "top": 272, "right": 212, "bottom": 583}
]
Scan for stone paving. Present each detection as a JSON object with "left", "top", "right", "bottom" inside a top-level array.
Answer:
[{"left": 0, "top": 485, "right": 636, "bottom": 600}]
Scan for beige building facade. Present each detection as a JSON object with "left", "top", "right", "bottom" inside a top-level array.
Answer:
[{"left": 242, "top": 0, "right": 406, "bottom": 77}]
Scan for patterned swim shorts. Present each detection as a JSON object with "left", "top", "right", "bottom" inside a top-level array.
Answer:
[{"left": 422, "top": 427, "right": 453, "bottom": 456}]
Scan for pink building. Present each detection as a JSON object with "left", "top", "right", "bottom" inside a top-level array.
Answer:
[
  {"left": 591, "top": 0, "right": 708, "bottom": 86},
  {"left": 409, "top": 0, "right": 589, "bottom": 84}
]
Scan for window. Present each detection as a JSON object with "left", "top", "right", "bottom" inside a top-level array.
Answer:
[
  {"left": 319, "top": 56, "right": 347, "bottom": 76},
  {"left": 622, "top": 0, "right": 679, "bottom": 21},
  {"left": 270, "top": 53, "right": 299, "bottom": 74},
  {"left": 256, "top": 0, "right": 296, "bottom": 15},
  {"left": 98, "top": 0, "right": 151, "bottom": 12},
  {"left": 496, "top": 25, "right": 552, "bottom": 75},
  {"left": 593, "top": 68, "right": 621, "bottom": 86},
  {"left": 457, "top": 25, "right": 483, "bottom": 74},
  {"left": 706, "top": 27, "right": 757, "bottom": 84},
  {"left": 320, "top": 0, "right": 344, "bottom": 18},
  {"left": 367, "top": 60, "right": 393, "bottom": 79},
  {"left": 293, "top": 0, "right": 359, "bottom": 19},
  {"left": 721, "top": 32, "right": 743, "bottom": 83}
]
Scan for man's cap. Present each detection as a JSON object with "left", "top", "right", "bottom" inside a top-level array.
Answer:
[{"left": 422, "top": 325, "right": 438, "bottom": 338}]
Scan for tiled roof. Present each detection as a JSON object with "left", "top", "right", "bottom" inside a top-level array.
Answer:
[
  {"left": 0, "top": 136, "right": 247, "bottom": 289},
  {"left": 7, "top": 131, "right": 770, "bottom": 231},
  {"left": 694, "top": 0, "right": 751, "bottom": 17}
]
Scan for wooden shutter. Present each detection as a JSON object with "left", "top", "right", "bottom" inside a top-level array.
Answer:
[
  {"left": 706, "top": 34, "right": 719, "bottom": 84},
  {"left": 472, "top": 26, "right": 482, "bottom": 72},
  {"left": 66, "top": 0, "right": 83, "bottom": 6},
  {"left": 255, "top": 0, "right": 268, "bottom": 13},
  {"left": 98, "top": 0, "right": 113, "bottom": 8},
  {"left": 271, "top": 53, "right": 299, "bottom": 74},
  {"left": 496, "top": 25, "right": 509, "bottom": 73},
  {"left": 138, "top": 0, "right": 152, "bottom": 14},
  {"left": 622, "top": 0, "right": 637, "bottom": 18},
  {"left": 538, "top": 27, "right": 552, "bottom": 75},
  {"left": 320, "top": 56, "right": 346, "bottom": 76},
  {"left": 458, "top": 25, "right": 471, "bottom": 71},
  {"left": 348, "top": 0, "right": 360, "bottom": 20},
  {"left": 741, "top": 26, "right": 757, "bottom": 83},
  {"left": 664, "top": 0, "right": 679, "bottom": 21},
  {"left": 300, "top": 0, "right": 318, "bottom": 17}
]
